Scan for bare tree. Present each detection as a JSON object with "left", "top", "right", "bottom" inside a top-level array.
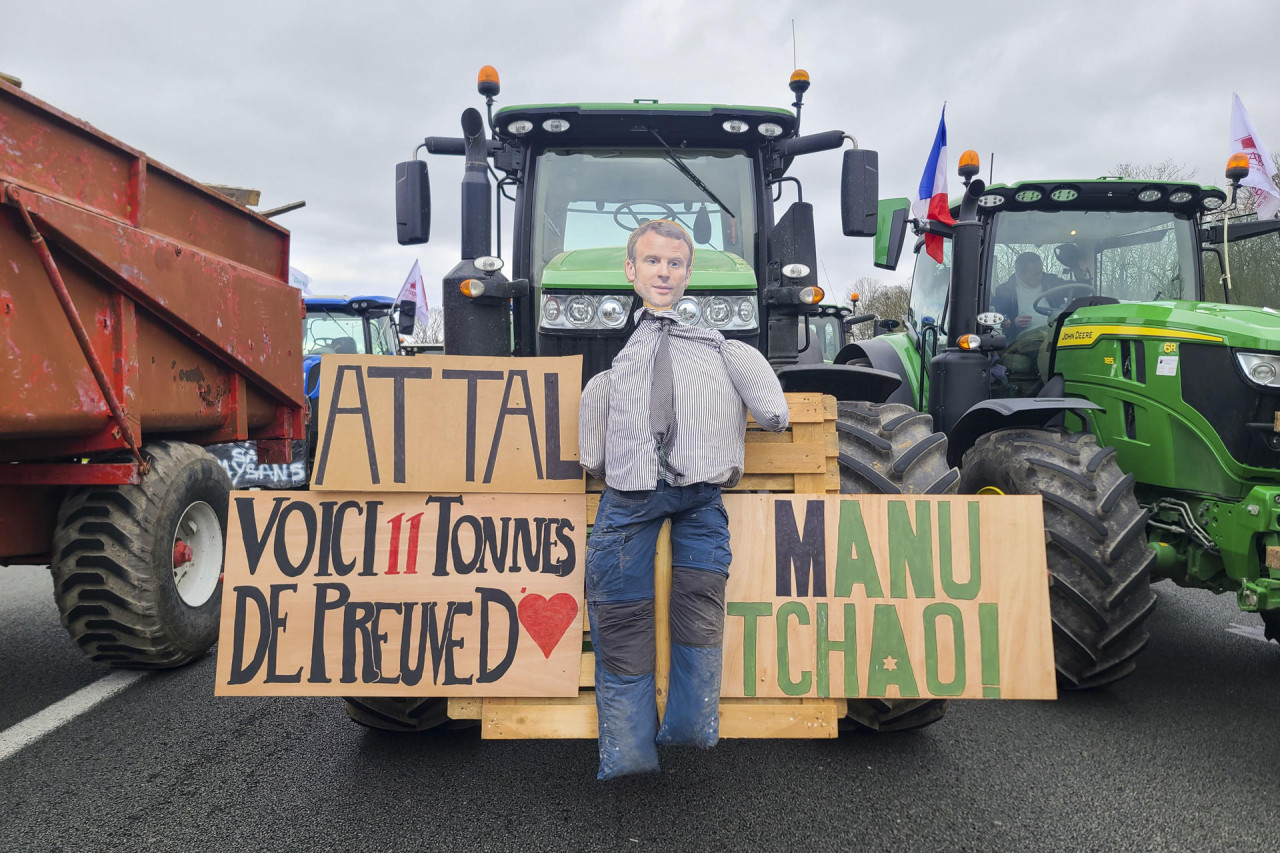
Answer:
[
  {"left": 1110, "top": 159, "right": 1196, "bottom": 182},
  {"left": 843, "top": 276, "right": 909, "bottom": 341}
]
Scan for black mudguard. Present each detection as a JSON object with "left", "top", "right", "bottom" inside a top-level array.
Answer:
[
  {"left": 776, "top": 364, "right": 902, "bottom": 403},
  {"left": 833, "top": 337, "right": 916, "bottom": 406},
  {"left": 946, "top": 391, "right": 1103, "bottom": 467}
]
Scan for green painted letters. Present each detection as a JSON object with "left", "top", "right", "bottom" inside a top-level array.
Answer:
[
  {"left": 835, "top": 500, "right": 882, "bottom": 598},
  {"left": 727, "top": 602, "right": 772, "bottom": 698},
  {"left": 922, "top": 602, "right": 966, "bottom": 695},
  {"left": 867, "top": 604, "right": 918, "bottom": 697},
  {"left": 776, "top": 602, "right": 812, "bottom": 696}
]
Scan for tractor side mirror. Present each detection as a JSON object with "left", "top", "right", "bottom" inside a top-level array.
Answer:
[
  {"left": 874, "top": 198, "right": 910, "bottom": 270},
  {"left": 397, "top": 300, "right": 417, "bottom": 335},
  {"left": 396, "top": 159, "right": 431, "bottom": 245},
  {"left": 840, "top": 148, "right": 879, "bottom": 238}
]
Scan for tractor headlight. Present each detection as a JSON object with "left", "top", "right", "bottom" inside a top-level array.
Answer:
[
  {"left": 1237, "top": 352, "right": 1280, "bottom": 388},
  {"left": 539, "top": 292, "right": 759, "bottom": 333}
]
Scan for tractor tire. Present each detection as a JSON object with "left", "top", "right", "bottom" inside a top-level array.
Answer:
[
  {"left": 836, "top": 401, "right": 959, "bottom": 732},
  {"left": 1262, "top": 610, "right": 1280, "bottom": 644},
  {"left": 51, "top": 441, "right": 231, "bottom": 668},
  {"left": 342, "top": 697, "right": 455, "bottom": 732},
  {"left": 959, "top": 429, "right": 1156, "bottom": 689}
]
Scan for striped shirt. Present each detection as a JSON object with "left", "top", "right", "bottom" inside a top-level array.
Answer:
[{"left": 579, "top": 309, "right": 789, "bottom": 490}]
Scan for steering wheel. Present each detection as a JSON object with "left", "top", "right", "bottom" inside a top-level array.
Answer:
[
  {"left": 1032, "top": 283, "right": 1094, "bottom": 316},
  {"left": 612, "top": 201, "right": 679, "bottom": 232}
]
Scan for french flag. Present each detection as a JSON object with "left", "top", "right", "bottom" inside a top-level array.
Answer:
[{"left": 912, "top": 106, "right": 957, "bottom": 264}]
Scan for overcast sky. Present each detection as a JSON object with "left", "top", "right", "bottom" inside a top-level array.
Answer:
[{"left": 7, "top": 0, "right": 1279, "bottom": 309}]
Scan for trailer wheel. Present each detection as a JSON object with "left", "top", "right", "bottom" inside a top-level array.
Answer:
[
  {"left": 836, "top": 401, "right": 959, "bottom": 731},
  {"left": 51, "top": 441, "right": 231, "bottom": 668},
  {"left": 960, "top": 428, "right": 1156, "bottom": 689},
  {"left": 342, "top": 697, "right": 459, "bottom": 732}
]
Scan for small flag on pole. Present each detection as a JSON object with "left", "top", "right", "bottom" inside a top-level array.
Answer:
[
  {"left": 912, "top": 106, "right": 957, "bottom": 263},
  {"left": 395, "top": 260, "right": 429, "bottom": 339},
  {"left": 1231, "top": 93, "right": 1280, "bottom": 220}
]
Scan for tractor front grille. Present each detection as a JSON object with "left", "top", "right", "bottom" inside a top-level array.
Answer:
[{"left": 1181, "top": 343, "right": 1280, "bottom": 470}]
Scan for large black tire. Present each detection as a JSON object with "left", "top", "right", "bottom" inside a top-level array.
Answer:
[
  {"left": 960, "top": 429, "right": 1156, "bottom": 689},
  {"left": 836, "top": 401, "right": 960, "bottom": 732},
  {"left": 342, "top": 697, "right": 455, "bottom": 732},
  {"left": 51, "top": 441, "right": 231, "bottom": 668}
]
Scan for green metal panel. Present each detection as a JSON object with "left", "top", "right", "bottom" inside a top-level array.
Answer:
[{"left": 875, "top": 198, "right": 910, "bottom": 268}]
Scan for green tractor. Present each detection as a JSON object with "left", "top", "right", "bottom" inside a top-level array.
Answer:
[
  {"left": 372, "top": 68, "right": 959, "bottom": 734},
  {"left": 849, "top": 152, "right": 1280, "bottom": 687}
]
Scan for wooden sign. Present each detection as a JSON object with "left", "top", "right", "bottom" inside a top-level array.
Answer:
[
  {"left": 720, "top": 494, "right": 1056, "bottom": 700},
  {"left": 310, "top": 355, "right": 583, "bottom": 493},
  {"left": 215, "top": 491, "right": 586, "bottom": 697}
]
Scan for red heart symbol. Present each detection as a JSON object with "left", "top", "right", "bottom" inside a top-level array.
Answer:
[{"left": 517, "top": 593, "right": 579, "bottom": 659}]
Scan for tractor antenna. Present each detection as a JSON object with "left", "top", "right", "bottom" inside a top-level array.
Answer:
[
  {"left": 792, "top": 19, "right": 797, "bottom": 70},
  {"left": 989, "top": 152, "right": 994, "bottom": 184}
]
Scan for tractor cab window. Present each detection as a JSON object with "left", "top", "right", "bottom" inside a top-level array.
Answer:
[
  {"left": 304, "top": 312, "right": 367, "bottom": 355},
  {"left": 908, "top": 237, "right": 951, "bottom": 348},
  {"left": 530, "top": 148, "right": 756, "bottom": 287},
  {"left": 368, "top": 314, "right": 397, "bottom": 355},
  {"left": 989, "top": 210, "right": 1197, "bottom": 318},
  {"left": 1203, "top": 215, "right": 1280, "bottom": 307}
]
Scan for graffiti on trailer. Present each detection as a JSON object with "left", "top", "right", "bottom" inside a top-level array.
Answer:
[{"left": 209, "top": 440, "right": 310, "bottom": 490}]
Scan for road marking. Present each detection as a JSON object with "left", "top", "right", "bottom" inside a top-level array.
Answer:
[
  {"left": 0, "top": 671, "right": 145, "bottom": 762},
  {"left": 1225, "top": 623, "right": 1271, "bottom": 644}
]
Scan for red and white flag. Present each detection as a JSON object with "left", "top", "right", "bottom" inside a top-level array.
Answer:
[
  {"left": 912, "top": 106, "right": 957, "bottom": 263},
  {"left": 395, "top": 260, "right": 429, "bottom": 336},
  {"left": 1231, "top": 93, "right": 1280, "bottom": 220}
]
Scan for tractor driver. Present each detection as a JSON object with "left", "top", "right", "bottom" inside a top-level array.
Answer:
[
  {"left": 990, "top": 251, "right": 1067, "bottom": 341},
  {"left": 578, "top": 219, "right": 789, "bottom": 780}
]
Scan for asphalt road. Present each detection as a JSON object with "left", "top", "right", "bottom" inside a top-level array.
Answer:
[{"left": 3, "top": 563, "right": 1279, "bottom": 853}]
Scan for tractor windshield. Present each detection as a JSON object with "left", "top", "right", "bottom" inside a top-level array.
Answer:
[
  {"left": 303, "top": 311, "right": 397, "bottom": 356},
  {"left": 530, "top": 148, "right": 756, "bottom": 286},
  {"left": 987, "top": 209, "right": 1198, "bottom": 318}
]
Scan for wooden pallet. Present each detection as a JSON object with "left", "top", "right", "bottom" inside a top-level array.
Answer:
[{"left": 452, "top": 392, "right": 845, "bottom": 739}]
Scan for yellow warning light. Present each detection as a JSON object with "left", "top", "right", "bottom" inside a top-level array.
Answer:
[
  {"left": 849, "top": 291, "right": 860, "bottom": 303},
  {"left": 790, "top": 69, "right": 810, "bottom": 85},
  {"left": 799, "top": 286, "right": 824, "bottom": 304},
  {"left": 1226, "top": 152, "right": 1251, "bottom": 183},
  {"left": 461, "top": 279, "right": 486, "bottom": 298},
  {"left": 789, "top": 69, "right": 811, "bottom": 95},
  {"left": 477, "top": 66, "right": 501, "bottom": 98},
  {"left": 958, "top": 149, "right": 980, "bottom": 180},
  {"left": 957, "top": 334, "right": 982, "bottom": 350}
]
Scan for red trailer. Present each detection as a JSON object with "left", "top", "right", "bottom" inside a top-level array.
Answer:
[{"left": 0, "top": 79, "right": 304, "bottom": 667}]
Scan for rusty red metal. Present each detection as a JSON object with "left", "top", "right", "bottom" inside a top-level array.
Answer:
[
  {"left": 0, "top": 463, "right": 141, "bottom": 486},
  {"left": 7, "top": 187, "right": 147, "bottom": 470},
  {"left": 0, "top": 80, "right": 306, "bottom": 559}
]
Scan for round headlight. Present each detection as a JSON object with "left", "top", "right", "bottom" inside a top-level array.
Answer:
[
  {"left": 1050, "top": 187, "right": 1079, "bottom": 202},
  {"left": 1168, "top": 190, "right": 1194, "bottom": 204},
  {"left": 598, "top": 296, "right": 627, "bottom": 328},
  {"left": 705, "top": 296, "right": 733, "bottom": 328},
  {"left": 1202, "top": 194, "right": 1225, "bottom": 210},
  {"left": 736, "top": 298, "right": 756, "bottom": 324},
  {"left": 758, "top": 122, "right": 784, "bottom": 138},
  {"left": 542, "top": 118, "right": 570, "bottom": 133},
  {"left": 1250, "top": 361, "right": 1278, "bottom": 384},
  {"left": 566, "top": 296, "right": 595, "bottom": 326},
  {"left": 507, "top": 120, "right": 533, "bottom": 136},
  {"left": 1137, "top": 188, "right": 1162, "bottom": 202},
  {"left": 542, "top": 297, "right": 562, "bottom": 323},
  {"left": 977, "top": 194, "right": 1006, "bottom": 208},
  {"left": 675, "top": 296, "right": 701, "bottom": 325},
  {"left": 722, "top": 120, "right": 749, "bottom": 133},
  {"left": 1014, "top": 189, "right": 1043, "bottom": 203}
]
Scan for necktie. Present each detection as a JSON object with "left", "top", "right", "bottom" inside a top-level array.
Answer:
[{"left": 650, "top": 318, "right": 680, "bottom": 475}]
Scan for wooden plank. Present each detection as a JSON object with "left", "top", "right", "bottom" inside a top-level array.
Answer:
[
  {"left": 744, "top": 442, "right": 826, "bottom": 474},
  {"left": 580, "top": 652, "right": 595, "bottom": 688},
  {"left": 728, "top": 473, "right": 798, "bottom": 492},
  {"left": 1267, "top": 545, "right": 1280, "bottom": 571},
  {"left": 479, "top": 695, "right": 843, "bottom": 739},
  {"left": 447, "top": 697, "right": 483, "bottom": 720},
  {"left": 654, "top": 526, "right": 673, "bottom": 716}
]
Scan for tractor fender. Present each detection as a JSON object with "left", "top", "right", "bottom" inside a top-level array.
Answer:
[
  {"left": 776, "top": 364, "right": 902, "bottom": 403},
  {"left": 833, "top": 338, "right": 916, "bottom": 406},
  {"left": 947, "top": 395, "right": 1103, "bottom": 468}
]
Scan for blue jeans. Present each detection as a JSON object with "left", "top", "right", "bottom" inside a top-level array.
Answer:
[{"left": 586, "top": 482, "right": 731, "bottom": 780}]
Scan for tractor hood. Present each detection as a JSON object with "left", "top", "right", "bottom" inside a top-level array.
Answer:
[
  {"left": 540, "top": 246, "right": 757, "bottom": 290},
  {"left": 1062, "top": 300, "right": 1280, "bottom": 352}
]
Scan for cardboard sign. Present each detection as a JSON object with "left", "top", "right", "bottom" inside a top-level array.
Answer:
[
  {"left": 310, "top": 355, "right": 583, "bottom": 493},
  {"left": 720, "top": 494, "right": 1056, "bottom": 700},
  {"left": 215, "top": 491, "right": 586, "bottom": 697}
]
